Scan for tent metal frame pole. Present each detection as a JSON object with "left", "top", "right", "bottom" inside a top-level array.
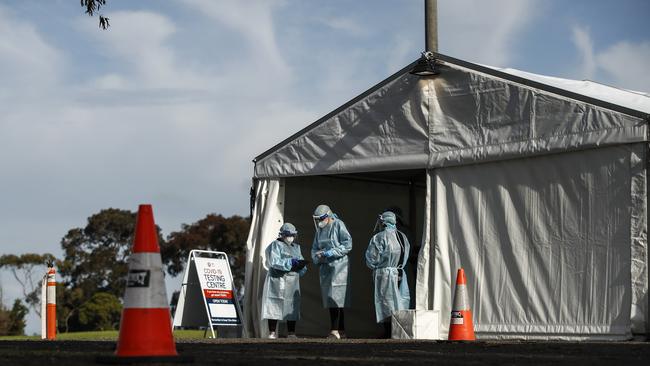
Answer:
[
  {"left": 430, "top": 170, "right": 437, "bottom": 311},
  {"left": 324, "top": 172, "right": 427, "bottom": 188},
  {"left": 645, "top": 139, "right": 650, "bottom": 341},
  {"left": 425, "top": 0, "right": 438, "bottom": 52}
]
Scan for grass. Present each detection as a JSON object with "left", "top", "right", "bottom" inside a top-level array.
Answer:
[{"left": 0, "top": 329, "right": 209, "bottom": 341}]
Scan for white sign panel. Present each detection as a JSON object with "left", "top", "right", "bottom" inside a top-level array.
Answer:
[{"left": 194, "top": 256, "right": 241, "bottom": 325}]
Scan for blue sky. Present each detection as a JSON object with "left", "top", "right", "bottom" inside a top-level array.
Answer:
[{"left": 1, "top": 0, "right": 648, "bottom": 334}]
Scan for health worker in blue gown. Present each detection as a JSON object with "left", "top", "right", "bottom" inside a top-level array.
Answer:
[
  {"left": 261, "top": 223, "right": 308, "bottom": 339},
  {"left": 365, "top": 211, "right": 410, "bottom": 338},
  {"left": 311, "top": 204, "right": 352, "bottom": 339}
]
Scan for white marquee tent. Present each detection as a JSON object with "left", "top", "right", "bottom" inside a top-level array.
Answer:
[{"left": 244, "top": 52, "right": 650, "bottom": 340}]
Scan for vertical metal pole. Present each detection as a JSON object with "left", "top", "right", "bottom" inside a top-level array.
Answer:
[{"left": 425, "top": 0, "right": 438, "bottom": 52}]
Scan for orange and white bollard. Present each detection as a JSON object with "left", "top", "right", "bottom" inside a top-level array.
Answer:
[{"left": 41, "top": 266, "right": 56, "bottom": 340}]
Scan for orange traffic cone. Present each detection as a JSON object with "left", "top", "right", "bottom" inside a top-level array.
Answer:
[
  {"left": 98, "top": 204, "right": 191, "bottom": 363},
  {"left": 448, "top": 268, "right": 476, "bottom": 341}
]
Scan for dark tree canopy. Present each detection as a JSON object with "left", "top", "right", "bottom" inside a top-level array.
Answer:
[
  {"left": 0, "top": 299, "right": 28, "bottom": 336},
  {"left": 58, "top": 208, "right": 165, "bottom": 298},
  {"left": 162, "top": 214, "right": 250, "bottom": 283},
  {"left": 56, "top": 208, "right": 164, "bottom": 332},
  {"left": 81, "top": 0, "right": 110, "bottom": 29},
  {"left": 76, "top": 292, "right": 122, "bottom": 331},
  {"left": 59, "top": 208, "right": 136, "bottom": 298}
]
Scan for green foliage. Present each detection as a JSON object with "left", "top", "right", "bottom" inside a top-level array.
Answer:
[
  {"left": 0, "top": 299, "right": 28, "bottom": 336},
  {"left": 76, "top": 292, "right": 122, "bottom": 331},
  {"left": 0, "top": 208, "right": 248, "bottom": 334},
  {"left": 55, "top": 208, "right": 162, "bottom": 332},
  {"left": 0, "top": 253, "right": 56, "bottom": 268},
  {"left": 0, "top": 253, "right": 56, "bottom": 317},
  {"left": 161, "top": 214, "right": 250, "bottom": 283},
  {"left": 7, "top": 300, "right": 28, "bottom": 335},
  {"left": 57, "top": 285, "right": 87, "bottom": 333},
  {"left": 59, "top": 208, "right": 140, "bottom": 299}
]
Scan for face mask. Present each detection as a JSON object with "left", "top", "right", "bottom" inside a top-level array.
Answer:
[
  {"left": 383, "top": 222, "right": 396, "bottom": 230},
  {"left": 284, "top": 236, "right": 295, "bottom": 244},
  {"left": 317, "top": 220, "right": 328, "bottom": 228}
]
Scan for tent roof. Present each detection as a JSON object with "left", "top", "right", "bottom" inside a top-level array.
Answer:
[
  {"left": 486, "top": 65, "right": 650, "bottom": 114},
  {"left": 254, "top": 52, "right": 649, "bottom": 178}
]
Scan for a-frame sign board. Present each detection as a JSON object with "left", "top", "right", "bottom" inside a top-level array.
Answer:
[{"left": 172, "top": 250, "right": 244, "bottom": 338}]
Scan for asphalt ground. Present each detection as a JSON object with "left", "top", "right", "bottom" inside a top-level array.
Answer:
[{"left": 1, "top": 339, "right": 649, "bottom": 366}]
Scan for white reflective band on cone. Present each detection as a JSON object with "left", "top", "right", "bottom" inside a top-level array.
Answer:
[
  {"left": 452, "top": 284, "right": 469, "bottom": 310},
  {"left": 123, "top": 252, "right": 168, "bottom": 309}
]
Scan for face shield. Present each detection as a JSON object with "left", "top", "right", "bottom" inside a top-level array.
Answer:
[
  {"left": 372, "top": 214, "right": 383, "bottom": 234},
  {"left": 312, "top": 212, "right": 331, "bottom": 230},
  {"left": 374, "top": 211, "right": 397, "bottom": 233},
  {"left": 279, "top": 223, "right": 298, "bottom": 244}
]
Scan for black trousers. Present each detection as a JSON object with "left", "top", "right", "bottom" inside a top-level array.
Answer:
[
  {"left": 381, "top": 320, "right": 391, "bottom": 338},
  {"left": 328, "top": 308, "right": 345, "bottom": 331},
  {"left": 268, "top": 319, "right": 296, "bottom": 333}
]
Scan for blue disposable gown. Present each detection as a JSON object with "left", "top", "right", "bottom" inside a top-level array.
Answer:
[
  {"left": 311, "top": 216, "right": 353, "bottom": 308},
  {"left": 261, "top": 239, "right": 307, "bottom": 320},
  {"left": 365, "top": 228, "right": 410, "bottom": 322}
]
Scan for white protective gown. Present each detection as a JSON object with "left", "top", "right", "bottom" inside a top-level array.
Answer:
[
  {"left": 261, "top": 239, "right": 307, "bottom": 320},
  {"left": 365, "top": 227, "right": 410, "bottom": 322},
  {"left": 311, "top": 216, "right": 353, "bottom": 308}
]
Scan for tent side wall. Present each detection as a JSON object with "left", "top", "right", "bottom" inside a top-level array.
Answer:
[{"left": 420, "top": 144, "right": 648, "bottom": 340}]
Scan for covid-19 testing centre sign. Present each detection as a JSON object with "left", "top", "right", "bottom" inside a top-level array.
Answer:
[{"left": 172, "top": 250, "right": 244, "bottom": 338}]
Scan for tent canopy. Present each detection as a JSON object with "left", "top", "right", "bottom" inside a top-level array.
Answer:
[{"left": 254, "top": 53, "right": 648, "bottom": 178}]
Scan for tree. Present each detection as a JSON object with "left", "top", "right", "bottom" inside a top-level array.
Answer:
[
  {"left": 57, "top": 285, "right": 85, "bottom": 333},
  {"left": 0, "top": 253, "right": 56, "bottom": 317},
  {"left": 0, "top": 299, "right": 28, "bottom": 336},
  {"left": 7, "top": 299, "right": 28, "bottom": 335},
  {"left": 55, "top": 208, "right": 164, "bottom": 332},
  {"left": 76, "top": 292, "right": 122, "bottom": 331},
  {"left": 81, "top": 0, "right": 110, "bottom": 29},
  {"left": 162, "top": 214, "right": 250, "bottom": 284},
  {"left": 59, "top": 208, "right": 139, "bottom": 299}
]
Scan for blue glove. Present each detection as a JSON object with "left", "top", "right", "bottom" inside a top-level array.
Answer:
[
  {"left": 290, "top": 258, "right": 300, "bottom": 267},
  {"left": 323, "top": 249, "right": 335, "bottom": 258}
]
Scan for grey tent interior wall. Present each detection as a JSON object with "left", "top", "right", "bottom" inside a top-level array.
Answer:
[{"left": 283, "top": 173, "right": 426, "bottom": 337}]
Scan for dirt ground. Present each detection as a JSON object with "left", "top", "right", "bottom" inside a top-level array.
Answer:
[{"left": 1, "top": 339, "right": 649, "bottom": 365}]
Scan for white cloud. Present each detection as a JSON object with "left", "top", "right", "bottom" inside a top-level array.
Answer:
[
  {"left": 439, "top": 0, "right": 538, "bottom": 66},
  {"left": 596, "top": 41, "right": 650, "bottom": 93},
  {"left": 571, "top": 24, "right": 650, "bottom": 93},
  {"left": 0, "top": 5, "right": 64, "bottom": 98},
  {"left": 571, "top": 25, "right": 596, "bottom": 79},
  {"left": 80, "top": 11, "right": 208, "bottom": 91},
  {"left": 317, "top": 16, "right": 369, "bottom": 37},
  {"left": 181, "top": 0, "right": 290, "bottom": 81}
]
